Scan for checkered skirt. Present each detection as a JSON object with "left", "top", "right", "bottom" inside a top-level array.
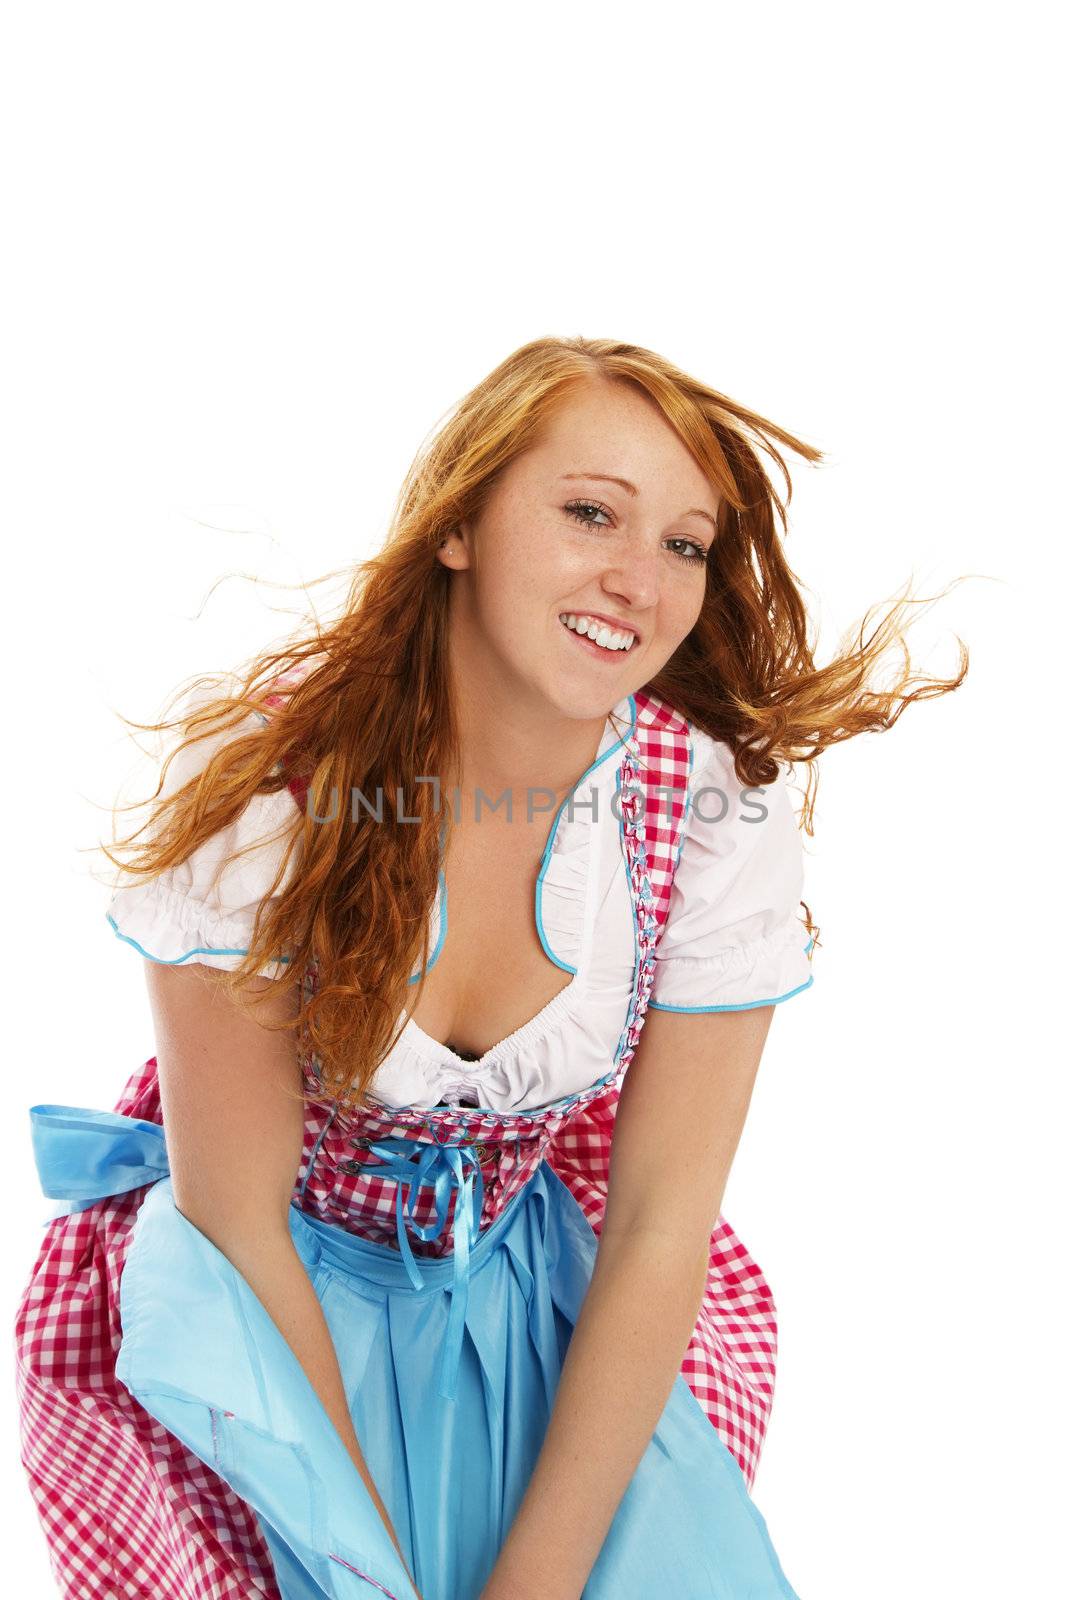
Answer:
[{"left": 14, "top": 686, "right": 783, "bottom": 1599}]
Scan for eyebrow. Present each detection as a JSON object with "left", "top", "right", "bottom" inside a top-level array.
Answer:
[{"left": 559, "top": 472, "right": 718, "bottom": 530}]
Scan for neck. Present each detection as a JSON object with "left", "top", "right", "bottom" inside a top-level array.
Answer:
[{"left": 441, "top": 669, "right": 624, "bottom": 810}]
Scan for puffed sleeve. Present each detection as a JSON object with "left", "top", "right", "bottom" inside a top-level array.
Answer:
[
  {"left": 647, "top": 732, "right": 815, "bottom": 1013},
  {"left": 104, "top": 686, "right": 303, "bottom": 980}
]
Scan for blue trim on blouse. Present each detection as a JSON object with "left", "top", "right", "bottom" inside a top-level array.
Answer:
[
  {"left": 407, "top": 696, "right": 638, "bottom": 984},
  {"left": 535, "top": 692, "right": 636, "bottom": 974},
  {"left": 407, "top": 869, "right": 447, "bottom": 984},
  {"left": 646, "top": 727, "right": 817, "bottom": 1016},
  {"left": 615, "top": 764, "right": 642, "bottom": 1020},
  {"left": 646, "top": 971, "right": 814, "bottom": 1013},
  {"left": 647, "top": 935, "right": 817, "bottom": 1013},
  {"left": 105, "top": 912, "right": 291, "bottom": 966}
]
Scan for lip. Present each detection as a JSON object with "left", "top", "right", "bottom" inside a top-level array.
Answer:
[
  {"left": 558, "top": 613, "right": 638, "bottom": 661},
  {"left": 558, "top": 610, "right": 641, "bottom": 646}
]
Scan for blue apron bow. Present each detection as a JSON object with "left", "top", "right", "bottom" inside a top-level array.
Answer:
[
  {"left": 29, "top": 1104, "right": 169, "bottom": 1216},
  {"left": 27, "top": 1103, "right": 485, "bottom": 1404},
  {"left": 357, "top": 1135, "right": 486, "bottom": 1403}
]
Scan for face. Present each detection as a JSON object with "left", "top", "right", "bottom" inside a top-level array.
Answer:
[{"left": 438, "top": 379, "right": 721, "bottom": 723}]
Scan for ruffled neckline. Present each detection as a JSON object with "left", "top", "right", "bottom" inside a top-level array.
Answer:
[{"left": 396, "top": 694, "right": 637, "bottom": 1083}]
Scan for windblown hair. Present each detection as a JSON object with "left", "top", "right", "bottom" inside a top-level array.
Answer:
[{"left": 100, "top": 335, "right": 968, "bottom": 1109}]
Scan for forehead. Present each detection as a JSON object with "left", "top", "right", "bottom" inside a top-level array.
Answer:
[{"left": 517, "top": 382, "right": 721, "bottom": 506}]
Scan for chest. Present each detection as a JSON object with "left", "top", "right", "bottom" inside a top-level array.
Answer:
[{"left": 406, "top": 813, "right": 574, "bottom": 1060}]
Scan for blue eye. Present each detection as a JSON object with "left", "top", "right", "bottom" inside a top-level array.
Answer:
[{"left": 563, "top": 501, "right": 709, "bottom": 566}]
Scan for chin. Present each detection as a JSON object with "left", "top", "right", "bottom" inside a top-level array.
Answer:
[{"left": 541, "top": 681, "right": 630, "bottom": 724}]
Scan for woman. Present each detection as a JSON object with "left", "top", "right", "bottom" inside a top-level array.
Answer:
[{"left": 15, "top": 336, "right": 966, "bottom": 1599}]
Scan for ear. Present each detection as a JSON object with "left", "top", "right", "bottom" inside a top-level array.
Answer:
[{"left": 436, "top": 522, "right": 474, "bottom": 570}]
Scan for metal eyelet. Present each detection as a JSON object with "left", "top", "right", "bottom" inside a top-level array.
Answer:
[
  {"left": 471, "top": 1141, "right": 503, "bottom": 1167},
  {"left": 338, "top": 1136, "right": 378, "bottom": 1175}
]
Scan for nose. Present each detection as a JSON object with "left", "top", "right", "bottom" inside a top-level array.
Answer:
[{"left": 598, "top": 539, "right": 661, "bottom": 613}]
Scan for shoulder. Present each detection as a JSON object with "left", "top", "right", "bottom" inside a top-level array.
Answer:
[
  {"left": 633, "top": 690, "right": 798, "bottom": 850},
  {"left": 685, "top": 723, "right": 800, "bottom": 847},
  {"left": 647, "top": 714, "right": 815, "bottom": 1014},
  {"left": 105, "top": 682, "right": 303, "bottom": 978}
]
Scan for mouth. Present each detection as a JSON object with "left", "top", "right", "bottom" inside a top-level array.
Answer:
[{"left": 558, "top": 612, "right": 639, "bottom": 659}]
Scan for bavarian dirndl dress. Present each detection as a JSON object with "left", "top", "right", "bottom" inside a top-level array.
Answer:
[{"left": 15, "top": 690, "right": 804, "bottom": 1599}]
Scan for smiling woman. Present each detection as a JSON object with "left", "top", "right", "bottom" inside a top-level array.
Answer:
[
  {"left": 559, "top": 609, "right": 639, "bottom": 652},
  {"left": 15, "top": 335, "right": 967, "bottom": 1600}
]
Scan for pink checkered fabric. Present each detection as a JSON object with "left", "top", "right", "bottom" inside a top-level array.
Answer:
[
  {"left": 288, "top": 688, "right": 691, "bottom": 1245},
  {"left": 267, "top": 682, "right": 780, "bottom": 1482},
  {"left": 15, "top": 1059, "right": 281, "bottom": 1597},
  {"left": 14, "top": 683, "right": 783, "bottom": 1598},
  {"left": 539, "top": 693, "right": 780, "bottom": 1487}
]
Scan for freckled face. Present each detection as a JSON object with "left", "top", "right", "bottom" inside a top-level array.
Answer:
[{"left": 438, "top": 379, "right": 722, "bottom": 721}]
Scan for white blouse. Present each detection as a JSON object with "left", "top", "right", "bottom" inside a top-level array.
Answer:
[{"left": 106, "top": 688, "right": 814, "bottom": 1113}]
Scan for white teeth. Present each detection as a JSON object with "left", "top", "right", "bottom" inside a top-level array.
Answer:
[{"left": 561, "top": 613, "right": 635, "bottom": 651}]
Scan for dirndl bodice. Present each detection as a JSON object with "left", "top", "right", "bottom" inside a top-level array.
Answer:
[
  {"left": 29, "top": 687, "right": 783, "bottom": 1482},
  {"left": 18, "top": 686, "right": 797, "bottom": 1600},
  {"left": 262, "top": 689, "right": 687, "bottom": 1404}
]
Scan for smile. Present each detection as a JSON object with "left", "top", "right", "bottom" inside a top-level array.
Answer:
[{"left": 559, "top": 612, "right": 637, "bottom": 654}]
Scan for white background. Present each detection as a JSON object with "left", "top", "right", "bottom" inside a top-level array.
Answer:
[{"left": 2, "top": 3, "right": 1063, "bottom": 1596}]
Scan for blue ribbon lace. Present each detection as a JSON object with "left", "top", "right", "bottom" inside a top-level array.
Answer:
[
  {"left": 356, "top": 1135, "right": 486, "bottom": 1402},
  {"left": 27, "top": 1103, "right": 486, "bottom": 1404}
]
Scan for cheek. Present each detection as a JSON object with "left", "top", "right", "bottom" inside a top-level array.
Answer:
[
  {"left": 660, "top": 579, "right": 706, "bottom": 644},
  {"left": 497, "top": 514, "right": 581, "bottom": 596},
  {"left": 471, "top": 530, "right": 554, "bottom": 628}
]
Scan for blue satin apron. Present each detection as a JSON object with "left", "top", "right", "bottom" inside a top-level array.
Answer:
[{"left": 28, "top": 1101, "right": 803, "bottom": 1600}]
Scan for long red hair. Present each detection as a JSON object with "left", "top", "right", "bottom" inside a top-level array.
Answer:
[{"left": 100, "top": 336, "right": 968, "bottom": 1107}]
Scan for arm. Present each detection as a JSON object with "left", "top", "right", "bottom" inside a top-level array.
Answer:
[
  {"left": 480, "top": 1002, "right": 775, "bottom": 1600},
  {"left": 144, "top": 960, "right": 423, "bottom": 1600}
]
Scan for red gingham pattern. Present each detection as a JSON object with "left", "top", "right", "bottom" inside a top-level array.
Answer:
[
  {"left": 15, "top": 1059, "right": 282, "bottom": 1597},
  {"left": 543, "top": 693, "right": 781, "bottom": 1482},
  {"left": 272, "top": 683, "right": 780, "bottom": 1480},
  {"left": 13, "top": 683, "right": 785, "bottom": 1597},
  {"left": 289, "top": 690, "right": 692, "bottom": 1236}
]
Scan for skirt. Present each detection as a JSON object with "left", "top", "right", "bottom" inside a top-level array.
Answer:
[{"left": 16, "top": 1100, "right": 803, "bottom": 1600}]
